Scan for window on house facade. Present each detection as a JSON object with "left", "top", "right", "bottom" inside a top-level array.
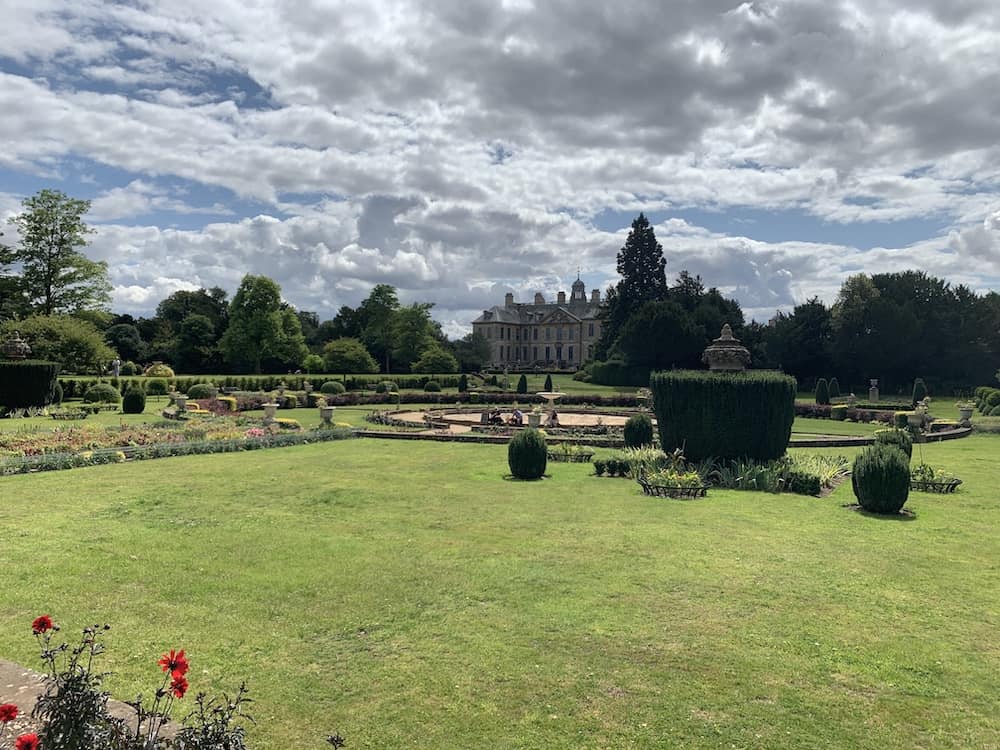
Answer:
[
  {"left": 588, "top": 322, "right": 594, "bottom": 337},
  {"left": 557, "top": 327, "right": 563, "bottom": 340},
  {"left": 545, "top": 327, "right": 551, "bottom": 340},
  {"left": 533, "top": 327, "right": 538, "bottom": 340},
  {"left": 533, "top": 347, "right": 538, "bottom": 360},
  {"left": 545, "top": 346, "right": 550, "bottom": 360},
  {"left": 569, "top": 328, "right": 574, "bottom": 340},
  {"left": 568, "top": 346, "right": 574, "bottom": 362}
]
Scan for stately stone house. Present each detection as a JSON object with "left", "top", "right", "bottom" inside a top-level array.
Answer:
[{"left": 471, "top": 277, "right": 603, "bottom": 369}]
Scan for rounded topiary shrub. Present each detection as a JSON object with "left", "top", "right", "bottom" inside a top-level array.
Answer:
[
  {"left": 874, "top": 428, "right": 913, "bottom": 459},
  {"left": 122, "top": 387, "right": 147, "bottom": 414},
  {"left": 852, "top": 443, "right": 911, "bottom": 514},
  {"left": 144, "top": 363, "right": 175, "bottom": 378},
  {"left": 120, "top": 361, "right": 139, "bottom": 376},
  {"left": 991, "top": 405, "right": 1000, "bottom": 416},
  {"left": 829, "top": 377, "right": 841, "bottom": 398},
  {"left": 146, "top": 378, "right": 168, "bottom": 396},
  {"left": 623, "top": 413, "right": 654, "bottom": 448},
  {"left": 650, "top": 370, "right": 797, "bottom": 462},
  {"left": 321, "top": 380, "right": 346, "bottom": 395},
  {"left": 375, "top": 381, "right": 398, "bottom": 394},
  {"left": 186, "top": 383, "right": 216, "bottom": 399},
  {"left": 84, "top": 383, "right": 121, "bottom": 404},
  {"left": 0, "top": 360, "right": 60, "bottom": 408},
  {"left": 424, "top": 380, "right": 441, "bottom": 392},
  {"left": 815, "top": 378, "right": 830, "bottom": 405},
  {"left": 508, "top": 428, "right": 547, "bottom": 480}
]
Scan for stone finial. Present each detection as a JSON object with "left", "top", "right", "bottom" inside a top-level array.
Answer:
[{"left": 701, "top": 323, "right": 751, "bottom": 371}]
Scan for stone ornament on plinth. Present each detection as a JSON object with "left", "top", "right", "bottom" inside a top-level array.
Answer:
[{"left": 701, "top": 324, "right": 751, "bottom": 371}]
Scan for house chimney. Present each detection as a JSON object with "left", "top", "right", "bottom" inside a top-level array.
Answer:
[
  {"left": 505, "top": 292, "right": 514, "bottom": 307},
  {"left": 557, "top": 291, "right": 566, "bottom": 305},
  {"left": 534, "top": 292, "right": 545, "bottom": 304},
  {"left": 591, "top": 288, "right": 600, "bottom": 304}
]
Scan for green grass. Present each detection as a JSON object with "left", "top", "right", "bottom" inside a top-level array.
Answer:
[
  {"left": 1, "top": 437, "right": 997, "bottom": 749},
  {"left": 792, "top": 416, "right": 880, "bottom": 437}
]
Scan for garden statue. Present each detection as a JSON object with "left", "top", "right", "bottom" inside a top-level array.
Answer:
[
  {"left": 869, "top": 379, "right": 879, "bottom": 402},
  {"left": 701, "top": 324, "right": 750, "bottom": 371},
  {"left": 1, "top": 330, "right": 31, "bottom": 360}
]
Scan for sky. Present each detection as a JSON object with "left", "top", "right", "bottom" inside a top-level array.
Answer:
[{"left": 1, "top": 0, "right": 999, "bottom": 338}]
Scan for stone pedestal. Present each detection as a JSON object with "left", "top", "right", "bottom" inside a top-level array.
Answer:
[
  {"left": 528, "top": 412, "right": 542, "bottom": 428},
  {"left": 174, "top": 396, "right": 187, "bottom": 412},
  {"left": 320, "top": 405, "right": 334, "bottom": 425},
  {"left": 701, "top": 324, "right": 751, "bottom": 371},
  {"left": 263, "top": 403, "right": 278, "bottom": 424}
]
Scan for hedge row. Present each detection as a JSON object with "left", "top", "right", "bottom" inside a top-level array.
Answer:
[
  {"left": 588, "top": 359, "right": 651, "bottom": 387},
  {"left": 651, "top": 370, "right": 797, "bottom": 461},
  {"left": 0, "top": 360, "right": 60, "bottom": 409},
  {"left": 794, "top": 403, "right": 897, "bottom": 423}
]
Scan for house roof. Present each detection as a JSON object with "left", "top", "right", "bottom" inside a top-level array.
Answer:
[{"left": 472, "top": 301, "right": 602, "bottom": 325}]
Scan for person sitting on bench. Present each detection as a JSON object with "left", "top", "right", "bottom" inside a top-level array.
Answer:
[
  {"left": 489, "top": 408, "right": 504, "bottom": 425},
  {"left": 509, "top": 408, "right": 524, "bottom": 426}
]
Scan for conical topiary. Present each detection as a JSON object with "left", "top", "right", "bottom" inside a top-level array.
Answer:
[
  {"left": 815, "top": 378, "right": 830, "bottom": 405},
  {"left": 508, "top": 428, "right": 547, "bottom": 480},
  {"left": 829, "top": 377, "right": 840, "bottom": 398},
  {"left": 517, "top": 374, "right": 528, "bottom": 394},
  {"left": 911, "top": 378, "right": 928, "bottom": 406}
]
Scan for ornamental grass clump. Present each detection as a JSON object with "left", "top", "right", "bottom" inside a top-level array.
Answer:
[
  {"left": 852, "top": 443, "right": 911, "bottom": 514},
  {"left": 508, "top": 427, "right": 547, "bottom": 480}
]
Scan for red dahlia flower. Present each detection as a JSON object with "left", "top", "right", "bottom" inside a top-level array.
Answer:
[
  {"left": 15, "top": 733, "right": 40, "bottom": 750},
  {"left": 31, "top": 615, "right": 53, "bottom": 634},
  {"left": 159, "top": 649, "right": 189, "bottom": 677},
  {"left": 169, "top": 674, "right": 189, "bottom": 699},
  {"left": 0, "top": 703, "right": 18, "bottom": 722}
]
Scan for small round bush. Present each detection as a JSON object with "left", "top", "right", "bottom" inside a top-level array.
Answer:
[
  {"left": 852, "top": 443, "right": 911, "bottom": 514},
  {"left": 144, "top": 363, "right": 175, "bottom": 378},
  {"left": 122, "top": 387, "right": 146, "bottom": 414},
  {"left": 146, "top": 378, "right": 168, "bottom": 396},
  {"left": 424, "top": 380, "right": 442, "bottom": 392},
  {"left": 120, "top": 361, "right": 138, "bottom": 376},
  {"left": 282, "top": 394, "right": 298, "bottom": 409},
  {"left": 375, "top": 381, "right": 398, "bottom": 394},
  {"left": 321, "top": 380, "right": 346, "bottom": 395},
  {"left": 508, "top": 428, "right": 547, "bottom": 480},
  {"left": 53, "top": 380, "right": 63, "bottom": 405},
  {"left": 623, "top": 413, "right": 654, "bottom": 448},
  {"left": 874, "top": 428, "right": 912, "bottom": 459},
  {"left": 991, "top": 404, "right": 1000, "bottom": 416},
  {"left": 815, "top": 378, "right": 830, "bottom": 405},
  {"left": 186, "top": 383, "right": 216, "bottom": 399},
  {"left": 83, "top": 383, "right": 121, "bottom": 404}
]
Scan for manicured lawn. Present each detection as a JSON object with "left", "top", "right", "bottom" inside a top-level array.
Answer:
[
  {"left": 0, "top": 437, "right": 997, "bottom": 749},
  {"left": 792, "top": 416, "right": 880, "bottom": 437}
]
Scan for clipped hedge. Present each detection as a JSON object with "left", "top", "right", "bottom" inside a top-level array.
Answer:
[
  {"left": 589, "top": 359, "right": 650, "bottom": 387},
  {"left": 0, "top": 360, "right": 60, "bottom": 408},
  {"left": 508, "top": 428, "right": 547, "bottom": 480},
  {"left": 852, "top": 443, "right": 910, "bottom": 514},
  {"left": 650, "top": 370, "right": 797, "bottom": 461},
  {"left": 83, "top": 382, "right": 121, "bottom": 404},
  {"left": 122, "top": 388, "right": 147, "bottom": 414},
  {"left": 623, "top": 413, "right": 654, "bottom": 448}
]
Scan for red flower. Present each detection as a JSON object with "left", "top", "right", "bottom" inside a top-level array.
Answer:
[
  {"left": 169, "top": 674, "right": 189, "bottom": 699},
  {"left": 0, "top": 703, "right": 19, "bottom": 722},
  {"left": 159, "top": 649, "right": 189, "bottom": 677},
  {"left": 15, "top": 733, "right": 40, "bottom": 750},
  {"left": 31, "top": 615, "right": 53, "bottom": 635}
]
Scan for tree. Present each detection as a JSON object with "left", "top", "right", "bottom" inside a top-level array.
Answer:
[
  {"left": 452, "top": 331, "right": 491, "bottom": 372},
  {"left": 413, "top": 345, "right": 459, "bottom": 374},
  {"left": 219, "top": 275, "right": 306, "bottom": 373},
  {"left": 596, "top": 213, "right": 667, "bottom": 357},
  {"left": 359, "top": 284, "right": 400, "bottom": 372},
  {"left": 766, "top": 298, "right": 833, "bottom": 385},
  {"left": 156, "top": 288, "right": 228, "bottom": 334},
  {"left": 2, "top": 189, "right": 111, "bottom": 315},
  {"left": 392, "top": 303, "right": 439, "bottom": 372},
  {"left": 323, "top": 338, "right": 379, "bottom": 375},
  {"left": 104, "top": 323, "right": 146, "bottom": 363},
  {"left": 613, "top": 300, "right": 705, "bottom": 370},
  {"left": 1, "top": 315, "right": 115, "bottom": 373},
  {"left": 173, "top": 314, "right": 217, "bottom": 373}
]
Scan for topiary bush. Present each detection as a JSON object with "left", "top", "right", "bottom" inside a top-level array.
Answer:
[
  {"left": 516, "top": 374, "right": 528, "bottom": 394},
  {"left": 874, "top": 428, "right": 913, "bottom": 459},
  {"left": 650, "top": 370, "right": 797, "bottom": 462},
  {"left": 120, "top": 360, "right": 139, "bottom": 376},
  {"left": 543, "top": 374, "right": 553, "bottom": 392},
  {"left": 186, "top": 383, "right": 216, "bottom": 399},
  {"left": 144, "top": 363, "right": 175, "bottom": 378},
  {"left": 424, "top": 380, "right": 441, "bottom": 392},
  {"left": 623, "top": 413, "right": 654, "bottom": 448},
  {"left": 815, "top": 378, "right": 830, "bottom": 405},
  {"left": 458, "top": 374, "right": 468, "bottom": 392},
  {"left": 507, "top": 428, "right": 547, "bottom": 480},
  {"left": 829, "top": 377, "right": 840, "bottom": 399},
  {"left": 122, "top": 387, "right": 146, "bottom": 414},
  {"left": 146, "top": 378, "right": 168, "bottom": 397},
  {"left": 53, "top": 380, "right": 63, "bottom": 405},
  {"left": 83, "top": 383, "right": 121, "bottom": 404},
  {"left": 911, "top": 377, "right": 928, "bottom": 406},
  {"left": 852, "top": 443, "right": 911, "bottom": 514},
  {"left": 320, "top": 380, "right": 346, "bottom": 395},
  {"left": 0, "top": 360, "right": 60, "bottom": 408},
  {"left": 375, "top": 381, "right": 398, "bottom": 394}
]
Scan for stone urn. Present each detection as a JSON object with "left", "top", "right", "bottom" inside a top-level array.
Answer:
[
  {"left": 319, "top": 405, "right": 335, "bottom": 425},
  {"left": 263, "top": 402, "right": 279, "bottom": 423},
  {"left": 907, "top": 411, "right": 923, "bottom": 428},
  {"left": 958, "top": 406, "right": 973, "bottom": 426},
  {"left": 304, "top": 381, "right": 314, "bottom": 394},
  {"left": 527, "top": 411, "right": 542, "bottom": 428},
  {"left": 174, "top": 395, "right": 187, "bottom": 412},
  {"left": 701, "top": 324, "right": 751, "bottom": 371}
]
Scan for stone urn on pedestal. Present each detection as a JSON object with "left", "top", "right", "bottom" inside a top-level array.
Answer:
[
  {"left": 174, "top": 395, "right": 187, "bottom": 412},
  {"left": 262, "top": 402, "right": 279, "bottom": 424},
  {"left": 527, "top": 410, "right": 542, "bottom": 428},
  {"left": 319, "top": 405, "right": 335, "bottom": 426},
  {"left": 701, "top": 324, "right": 751, "bottom": 371}
]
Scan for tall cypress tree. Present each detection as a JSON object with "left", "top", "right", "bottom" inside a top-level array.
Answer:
[{"left": 595, "top": 213, "right": 667, "bottom": 358}]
